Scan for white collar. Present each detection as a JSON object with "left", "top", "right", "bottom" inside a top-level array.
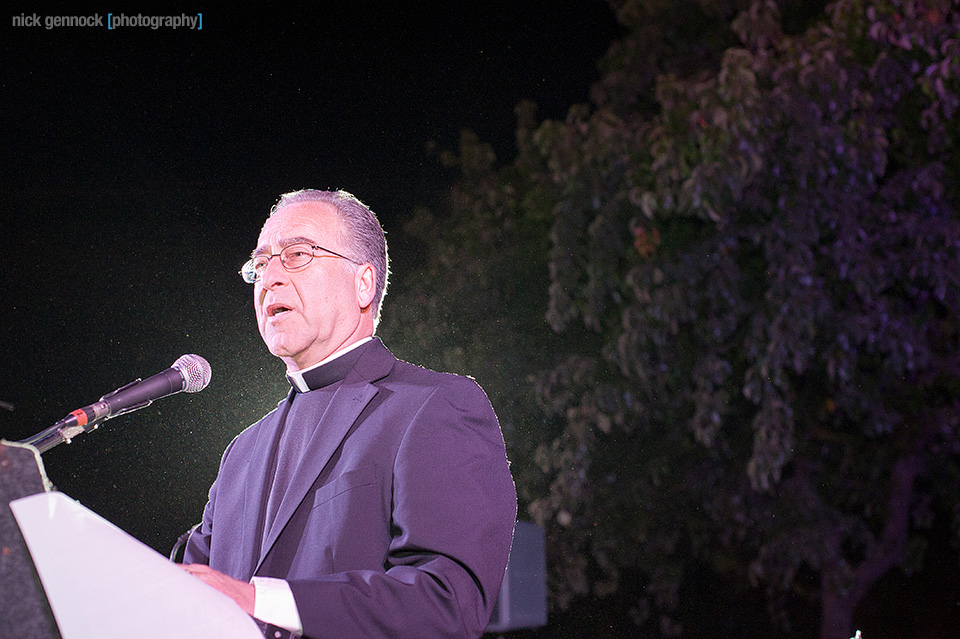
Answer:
[{"left": 286, "top": 337, "right": 374, "bottom": 393}]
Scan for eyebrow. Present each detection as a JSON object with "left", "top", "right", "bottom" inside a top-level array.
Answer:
[{"left": 251, "top": 236, "right": 317, "bottom": 258}]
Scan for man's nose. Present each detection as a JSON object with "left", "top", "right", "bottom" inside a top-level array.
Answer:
[{"left": 260, "top": 254, "right": 289, "bottom": 286}]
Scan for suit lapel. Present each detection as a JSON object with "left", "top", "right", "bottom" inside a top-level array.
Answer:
[
  {"left": 254, "top": 339, "right": 397, "bottom": 573},
  {"left": 255, "top": 386, "right": 386, "bottom": 571}
]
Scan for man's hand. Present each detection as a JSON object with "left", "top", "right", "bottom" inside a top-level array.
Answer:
[{"left": 181, "top": 563, "right": 256, "bottom": 616}]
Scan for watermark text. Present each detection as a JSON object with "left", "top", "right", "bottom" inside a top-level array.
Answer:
[{"left": 11, "top": 12, "right": 203, "bottom": 30}]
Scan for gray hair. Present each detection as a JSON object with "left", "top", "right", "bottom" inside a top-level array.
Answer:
[{"left": 271, "top": 189, "right": 390, "bottom": 326}]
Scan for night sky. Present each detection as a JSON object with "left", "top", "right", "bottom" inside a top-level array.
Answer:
[{"left": 1, "top": 4, "right": 621, "bottom": 553}]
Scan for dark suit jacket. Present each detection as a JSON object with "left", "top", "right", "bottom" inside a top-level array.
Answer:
[{"left": 184, "top": 339, "right": 517, "bottom": 638}]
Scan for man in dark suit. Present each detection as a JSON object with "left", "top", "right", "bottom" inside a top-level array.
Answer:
[{"left": 181, "top": 189, "right": 517, "bottom": 638}]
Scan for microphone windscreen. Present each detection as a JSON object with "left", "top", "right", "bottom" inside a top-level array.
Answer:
[{"left": 173, "top": 354, "right": 212, "bottom": 393}]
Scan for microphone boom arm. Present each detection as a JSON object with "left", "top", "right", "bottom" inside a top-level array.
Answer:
[
  {"left": 16, "top": 354, "right": 210, "bottom": 454},
  {"left": 18, "top": 379, "right": 152, "bottom": 453}
]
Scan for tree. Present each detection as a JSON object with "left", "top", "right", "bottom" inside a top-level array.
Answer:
[
  {"left": 382, "top": 0, "right": 960, "bottom": 637},
  {"left": 530, "top": 1, "right": 960, "bottom": 637}
]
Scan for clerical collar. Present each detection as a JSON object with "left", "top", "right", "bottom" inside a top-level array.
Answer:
[{"left": 286, "top": 337, "right": 373, "bottom": 392}]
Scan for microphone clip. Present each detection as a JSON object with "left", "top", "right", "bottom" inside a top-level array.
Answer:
[{"left": 100, "top": 378, "right": 153, "bottom": 419}]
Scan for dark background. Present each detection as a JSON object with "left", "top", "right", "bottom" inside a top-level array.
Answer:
[{"left": 1, "top": 3, "right": 620, "bottom": 552}]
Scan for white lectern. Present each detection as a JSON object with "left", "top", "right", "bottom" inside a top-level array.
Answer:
[{"left": 1, "top": 442, "right": 261, "bottom": 639}]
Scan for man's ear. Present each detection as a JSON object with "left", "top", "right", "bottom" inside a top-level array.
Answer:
[{"left": 356, "top": 263, "right": 376, "bottom": 310}]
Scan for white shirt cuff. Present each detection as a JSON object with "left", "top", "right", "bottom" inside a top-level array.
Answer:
[{"left": 251, "top": 576, "right": 303, "bottom": 635}]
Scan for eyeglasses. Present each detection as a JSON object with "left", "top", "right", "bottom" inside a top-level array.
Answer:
[{"left": 240, "top": 243, "right": 357, "bottom": 284}]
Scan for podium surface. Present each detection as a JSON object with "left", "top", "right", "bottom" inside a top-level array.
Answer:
[{"left": 11, "top": 491, "right": 262, "bottom": 639}]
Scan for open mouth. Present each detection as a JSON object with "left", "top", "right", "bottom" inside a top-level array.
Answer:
[{"left": 267, "top": 304, "right": 293, "bottom": 317}]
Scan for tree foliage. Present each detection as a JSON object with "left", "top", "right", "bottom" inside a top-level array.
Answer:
[{"left": 382, "top": 1, "right": 960, "bottom": 637}]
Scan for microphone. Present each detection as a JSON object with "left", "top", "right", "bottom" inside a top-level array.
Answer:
[
  {"left": 20, "top": 354, "right": 211, "bottom": 453},
  {"left": 56, "top": 354, "right": 212, "bottom": 429}
]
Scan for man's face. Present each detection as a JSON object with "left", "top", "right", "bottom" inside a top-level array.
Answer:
[{"left": 252, "top": 201, "right": 367, "bottom": 371}]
